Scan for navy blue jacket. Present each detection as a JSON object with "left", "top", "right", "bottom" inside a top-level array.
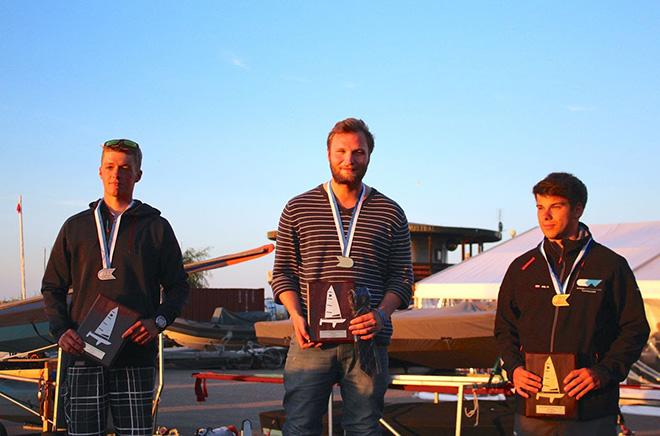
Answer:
[{"left": 494, "top": 227, "right": 649, "bottom": 420}]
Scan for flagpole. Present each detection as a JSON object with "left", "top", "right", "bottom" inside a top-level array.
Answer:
[{"left": 17, "top": 195, "right": 27, "bottom": 300}]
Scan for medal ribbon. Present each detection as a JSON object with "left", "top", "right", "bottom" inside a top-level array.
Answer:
[
  {"left": 325, "top": 182, "right": 367, "bottom": 258},
  {"left": 539, "top": 238, "right": 592, "bottom": 295},
  {"left": 94, "top": 199, "right": 134, "bottom": 270}
]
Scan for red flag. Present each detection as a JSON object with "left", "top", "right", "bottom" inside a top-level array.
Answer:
[{"left": 16, "top": 201, "right": 21, "bottom": 214}]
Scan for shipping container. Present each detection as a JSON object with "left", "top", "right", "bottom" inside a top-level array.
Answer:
[{"left": 179, "top": 288, "right": 265, "bottom": 322}]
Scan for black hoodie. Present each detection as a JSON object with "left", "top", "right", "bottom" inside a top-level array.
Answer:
[{"left": 42, "top": 200, "right": 189, "bottom": 367}]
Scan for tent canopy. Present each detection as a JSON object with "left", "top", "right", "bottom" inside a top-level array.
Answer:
[{"left": 415, "top": 221, "right": 660, "bottom": 303}]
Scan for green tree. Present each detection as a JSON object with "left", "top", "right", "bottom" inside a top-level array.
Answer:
[{"left": 182, "top": 247, "right": 211, "bottom": 289}]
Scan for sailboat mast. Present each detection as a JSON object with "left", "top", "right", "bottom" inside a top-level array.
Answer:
[{"left": 17, "top": 195, "right": 27, "bottom": 300}]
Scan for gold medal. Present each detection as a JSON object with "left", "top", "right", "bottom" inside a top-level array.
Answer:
[{"left": 552, "top": 294, "right": 570, "bottom": 307}]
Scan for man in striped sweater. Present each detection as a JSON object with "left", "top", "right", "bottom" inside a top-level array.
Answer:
[{"left": 271, "top": 118, "right": 413, "bottom": 435}]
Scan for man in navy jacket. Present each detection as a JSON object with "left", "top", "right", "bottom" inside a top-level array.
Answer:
[{"left": 495, "top": 172, "right": 649, "bottom": 435}]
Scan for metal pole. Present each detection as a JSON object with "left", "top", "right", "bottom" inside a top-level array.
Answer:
[
  {"left": 0, "top": 343, "right": 57, "bottom": 361},
  {"left": 379, "top": 418, "right": 401, "bottom": 435},
  {"left": 455, "top": 384, "right": 464, "bottom": 436},
  {"left": 327, "top": 390, "right": 333, "bottom": 435},
  {"left": 0, "top": 390, "right": 53, "bottom": 424},
  {"left": 152, "top": 333, "right": 164, "bottom": 434},
  {"left": 17, "top": 195, "right": 27, "bottom": 300},
  {"left": 53, "top": 348, "right": 63, "bottom": 431},
  {"left": 42, "top": 360, "right": 51, "bottom": 433}
]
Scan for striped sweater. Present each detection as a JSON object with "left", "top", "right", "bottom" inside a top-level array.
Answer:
[{"left": 271, "top": 184, "right": 413, "bottom": 344}]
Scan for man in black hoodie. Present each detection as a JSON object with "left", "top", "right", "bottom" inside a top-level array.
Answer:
[
  {"left": 495, "top": 172, "right": 649, "bottom": 435},
  {"left": 42, "top": 139, "right": 189, "bottom": 436}
]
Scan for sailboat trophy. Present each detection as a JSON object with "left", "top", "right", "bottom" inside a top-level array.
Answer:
[
  {"left": 307, "top": 282, "right": 355, "bottom": 343},
  {"left": 524, "top": 352, "right": 577, "bottom": 418},
  {"left": 78, "top": 294, "right": 140, "bottom": 366}
]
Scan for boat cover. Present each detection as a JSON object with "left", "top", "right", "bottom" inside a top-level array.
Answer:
[
  {"left": 255, "top": 302, "right": 499, "bottom": 368},
  {"left": 415, "top": 221, "right": 660, "bottom": 302}
]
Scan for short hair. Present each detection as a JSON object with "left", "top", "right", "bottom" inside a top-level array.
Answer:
[
  {"left": 533, "top": 172, "right": 588, "bottom": 208},
  {"left": 101, "top": 139, "right": 143, "bottom": 169},
  {"left": 326, "top": 118, "right": 375, "bottom": 154}
]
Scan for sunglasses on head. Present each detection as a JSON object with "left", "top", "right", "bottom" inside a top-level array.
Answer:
[{"left": 102, "top": 139, "right": 140, "bottom": 150}]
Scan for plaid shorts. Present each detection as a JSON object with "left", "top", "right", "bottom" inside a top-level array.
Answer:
[{"left": 64, "top": 366, "right": 155, "bottom": 436}]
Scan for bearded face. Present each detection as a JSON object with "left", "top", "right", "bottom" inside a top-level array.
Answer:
[{"left": 327, "top": 132, "right": 370, "bottom": 188}]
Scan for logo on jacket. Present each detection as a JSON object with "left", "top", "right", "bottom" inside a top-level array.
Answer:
[
  {"left": 576, "top": 279, "right": 602, "bottom": 287},
  {"left": 576, "top": 278, "right": 603, "bottom": 293}
]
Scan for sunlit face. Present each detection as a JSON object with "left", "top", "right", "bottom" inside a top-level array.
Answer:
[
  {"left": 327, "top": 132, "right": 370, "bottom": 187},
  {"left": 99, "top": 150, "right": 142, "bottom": 201},
  {"left": 535, "top": 194, "right": 583, "bottom": 242}
]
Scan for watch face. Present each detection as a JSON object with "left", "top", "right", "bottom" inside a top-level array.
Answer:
[{"left": 155, "top": 316, "right": 167, "bottom": 329}]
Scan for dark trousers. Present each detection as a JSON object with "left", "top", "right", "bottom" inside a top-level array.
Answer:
[
  {"left": 64, "top": 366, "right": 155, "bottom": 436},
  {"left": 514, "top": 413, "right": 617, "bottom": 436}
]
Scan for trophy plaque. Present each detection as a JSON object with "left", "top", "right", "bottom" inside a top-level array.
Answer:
[
  {"left": 77, "top": 294, "right": 141, "bottom": 367},
  {"left": 306, "top": 282, "right": 355, "bottom": 343},
  {"left": 524, "top": 352, "right": 577, "bottom": 419}
]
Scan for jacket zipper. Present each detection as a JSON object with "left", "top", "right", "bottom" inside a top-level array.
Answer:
[
  {"left": 549, "top": 243, "right": 566, "bottom": 353},
  {"left": 550, "top": 306, "right": 559, "bottom": 352},
  {"left": 548, "top": 243, "right": 585, "bottom": 353}
]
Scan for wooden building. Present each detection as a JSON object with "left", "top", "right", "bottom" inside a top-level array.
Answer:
[{"left": 409, "top": 223, "right": 501, "bottom": 281}]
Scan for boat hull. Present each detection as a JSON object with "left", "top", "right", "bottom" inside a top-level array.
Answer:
[
  {"left": 255, "top": 303, "right": 501, "bottom": 370},
  {"left": 164, "top": 319, "right": 256, "bottom": 350},
  {"left": 0, "top": 296, "right": 54, "bottom": 353},
  {"left": 163, "top": 310, "right": 270, "bottom": 350}
]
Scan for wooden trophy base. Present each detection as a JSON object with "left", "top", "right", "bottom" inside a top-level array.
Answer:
[
  {"left": 307, "top": 281, "right": 354, "bottom": 343},
  {"left": 77, "top": 294, "right": 140, "bottom": 366},
  {"left": 524, "top": 352, "right": 577, "bottom": 419}
]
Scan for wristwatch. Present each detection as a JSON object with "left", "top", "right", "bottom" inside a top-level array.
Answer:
[{"left": 155, "top": 315, "right": 167, "bottom": 332}]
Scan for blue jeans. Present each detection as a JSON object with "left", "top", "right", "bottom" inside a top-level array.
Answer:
[{"left": 283, "top": 340, "right": 389, "bottom": 436}]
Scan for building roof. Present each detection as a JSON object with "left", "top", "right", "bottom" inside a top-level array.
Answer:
[{"left": 408, "top": 222, "right": 502, "bottom": 244}]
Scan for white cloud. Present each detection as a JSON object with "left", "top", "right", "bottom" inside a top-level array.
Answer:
[
  {"left": 566, "top": 105, "right": 595, "bottom": 112},
  {"left": 222, "top": 51, "right": 249, "bottom": 70},
  {"left": 231, "top": 57, "right": 249, "bottom": 69}
]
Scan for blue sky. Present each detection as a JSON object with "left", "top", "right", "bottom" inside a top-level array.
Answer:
[{"left": 1, "top": 1, "right": 659, "bottom": 301}]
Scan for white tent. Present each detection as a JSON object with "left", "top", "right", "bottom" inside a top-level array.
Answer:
[{"left": 414, "top": 221, "right": 660, "bottom": 307}]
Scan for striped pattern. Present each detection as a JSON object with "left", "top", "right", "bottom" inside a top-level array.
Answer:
[
  {"left": 272, "top": 185, "right": 413, "bottom": 343},
  {"left": 65, "top": 366, "right": 155, "bottom": 436}
]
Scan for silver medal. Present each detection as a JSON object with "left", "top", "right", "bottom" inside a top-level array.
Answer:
[
  {"left": 97, "top": 268, "right": 116, "bottom": 281},
  {"left": 336, "top": 255, "right": 354, "bottom": 268},
  {"left": 94, "top": 200, "right": 134, "bottom": 282},
  {"left": 326, "top": 182, "right": 367, "bottom": 270}
]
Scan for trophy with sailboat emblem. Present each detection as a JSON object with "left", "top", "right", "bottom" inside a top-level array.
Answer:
[
  {"left": 77, "top": 294, "right": 141, "bottom": 366},
  {"left": 307, "top": 282, "right": 355, "bottom": 343},
  {"left": 524, "top": 352, "right": 577, "bottom": 418}
]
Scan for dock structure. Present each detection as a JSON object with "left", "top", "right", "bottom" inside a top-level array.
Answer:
[{"left": 408, "top": 223, "right": 501, "bottom": 281}]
